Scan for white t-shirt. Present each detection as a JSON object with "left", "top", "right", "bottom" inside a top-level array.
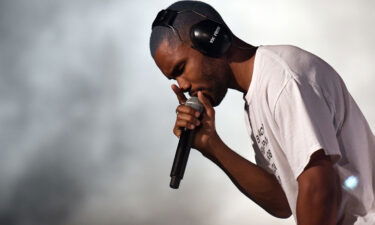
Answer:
[{"left": 243, "top": 45, "right": 375, "bottom": 224}]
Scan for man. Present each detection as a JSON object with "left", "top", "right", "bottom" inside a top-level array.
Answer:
[{"left": 149, "top": 1, "right": 375, "bottom": 224}]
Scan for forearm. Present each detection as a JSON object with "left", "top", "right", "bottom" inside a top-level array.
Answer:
[{"left": 203, "top": 135, "right": 291, "bottom": 218}]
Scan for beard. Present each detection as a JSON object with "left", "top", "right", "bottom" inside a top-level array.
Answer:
[{"left": 201, "top": 59, "right": 230, "bottom": 107}]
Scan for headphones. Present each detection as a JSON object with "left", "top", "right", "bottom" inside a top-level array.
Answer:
[{"left": 152, "top": 9, "right": 233, "bottom": 58}]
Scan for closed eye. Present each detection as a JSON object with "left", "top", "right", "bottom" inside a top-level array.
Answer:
[{"left": 171, "top": 61, "right": 185, "bottom": 78}]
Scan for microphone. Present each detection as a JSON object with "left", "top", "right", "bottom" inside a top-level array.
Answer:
[{"left": 170, "top": 97, "right": 204, "bottom": 189}]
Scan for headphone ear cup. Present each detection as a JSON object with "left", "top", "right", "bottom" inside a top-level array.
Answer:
[{"left": 190, "top": 20, "right": 232, "bottom": 57}]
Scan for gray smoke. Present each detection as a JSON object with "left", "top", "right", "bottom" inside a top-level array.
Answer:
[{"left": 0, "top": 0, "right": 131, "bottom": 224}]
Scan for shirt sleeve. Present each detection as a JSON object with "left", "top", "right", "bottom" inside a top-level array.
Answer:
[{"left": 274, "top": 78, "right": 341, "bottom": 179}]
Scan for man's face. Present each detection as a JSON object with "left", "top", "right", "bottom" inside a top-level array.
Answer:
[{"left": 154, "top": 40, "right": 231, "bottom": 107}]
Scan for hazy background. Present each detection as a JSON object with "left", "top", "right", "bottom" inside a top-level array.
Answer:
[{"left": 0, "top": 0, "right": 374, "bottom": 224}]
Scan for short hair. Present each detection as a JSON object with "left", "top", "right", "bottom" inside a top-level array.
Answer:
[{"left": 149, "top": 0, "right": 228, "bottom": 58}]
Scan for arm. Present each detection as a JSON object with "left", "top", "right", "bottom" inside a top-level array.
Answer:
[
  {"left": 205, "top": 134, "right": 292, "bottom": 218},
  {"left": 296, "top": 150, "right": 341, "bottom": 225},
  {"left": 172, "top": 86, "right": 291, "bottom": 218}
]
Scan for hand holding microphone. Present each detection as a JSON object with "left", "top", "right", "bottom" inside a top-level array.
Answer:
[{"left": 170, "top": 84, "right": 218, "bottom": 189}]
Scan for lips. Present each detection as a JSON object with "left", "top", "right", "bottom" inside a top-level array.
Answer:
[
  {"left": 190, "top": 92, "right": 214, "bottom": 106},
  {"left": 189, "top": 91, "right": 198, "bottom": 97},
  {"left": 189, "top": 88, "right": 204, "bottom": 97}
]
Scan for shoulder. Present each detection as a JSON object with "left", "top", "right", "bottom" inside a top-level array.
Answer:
[
  {"left": 255, "top": 44, "right": 317, "bottom": 80},
  {"left": 252, "top": 45, "right": 337, "bottom": 114},
  {"left": 251, "top": 46, "right": 297, "bottom": 113},
  {"left": 260, "top": 45, "right": 337, "bottom": 78},
  {"left": 257, "top": 45, "right": 308, "bottom": 59},
  {"left": 257, "top": 45, "right": 340, "bottom": 88}
]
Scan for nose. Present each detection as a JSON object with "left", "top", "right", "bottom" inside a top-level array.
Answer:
[{"left": 176, "top": 76, "right": 191, "bottom": 93}]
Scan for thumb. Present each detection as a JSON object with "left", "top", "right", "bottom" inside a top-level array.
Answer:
[
  {"left": 198, "top": 91, "right": 214, "bottom": 117},
  {"left": 171, "top": 84, "right": 187, "bottom": 104}
]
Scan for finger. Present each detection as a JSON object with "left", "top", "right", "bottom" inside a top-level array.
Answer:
[
  {"left": 177, "top": 113, "right": 201, "bottom": 126},
  {"left": 198, "top": 91, "right": 214, "bottom": 116},
  {"left": 173, "top": 120, "right": 196, "bottom": 136},
  {"left": 176, "top": 105, "right": 200, "bottom": 117},
  {"left": 171, "top": 84, "right": 187, "bottom": 104},
  {"left": 176, "top": 120, "right": 196, "bottom": 130},
  {"left": 173, "top": 126, "right": 182, "bottom": 137}
]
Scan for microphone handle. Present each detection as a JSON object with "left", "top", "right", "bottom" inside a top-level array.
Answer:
[{"left": 170, "top": 128, "right": 196, "bottom": 189}]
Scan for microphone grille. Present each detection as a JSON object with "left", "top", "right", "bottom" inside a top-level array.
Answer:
[{"left": 185, "top": 97, "right": 204, "bottom": 113}]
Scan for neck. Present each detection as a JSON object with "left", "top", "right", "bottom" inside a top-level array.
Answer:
[{"left": 226, "top": 38, "right": 258, "bottom": 94}]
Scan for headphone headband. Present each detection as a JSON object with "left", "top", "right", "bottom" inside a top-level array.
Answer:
[
  {"left": 152, "top": 9, "right": 178, "bottom": 30},
  {"left": 151, "top": 9, "right": 232, "bottom": 58}
]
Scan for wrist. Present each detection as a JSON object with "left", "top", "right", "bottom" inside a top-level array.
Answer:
[{"left": 202, "top": 133, "right": 223, "bottom": 160}]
